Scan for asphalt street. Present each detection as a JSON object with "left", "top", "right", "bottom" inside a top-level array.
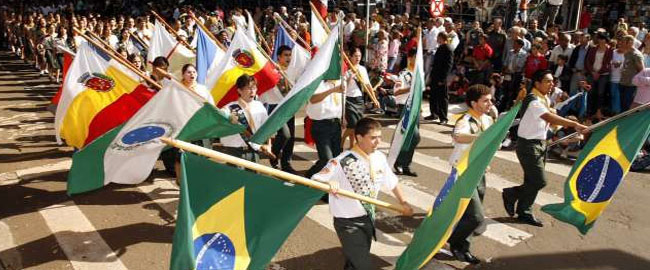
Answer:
[{"left": 1, "top": 51, "right": 650, "bottom": 270}]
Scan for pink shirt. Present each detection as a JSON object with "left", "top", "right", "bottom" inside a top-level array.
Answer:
[
  {"left": 388, "top": 39, "right": 401, "bottom": 57},
  {"left": 632, "top": 68, "right": 650, "bottom": 104}
]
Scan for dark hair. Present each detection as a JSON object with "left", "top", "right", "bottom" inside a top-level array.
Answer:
[
  {"left": 181, "top": 63, "right": 195, "bottom": 74},
  {"left": 514, "top": 38, "right": 525, "bottom": 47},
  {"left": 277, "top": 45, "right": 292, "bottom": 57},
  {"left": 152, "top": 56, "right": 169, "bottom": 68},
  {"left": 236, "top": 74, "right": 256, "bottom": 90},
  {"left": 348, "top": 46, "right": 361, "bottom": 56},
  {"left": 407, "top": 47, "right": 417, "bottom": 57},
  {"left": 354, "top": 117, "right": 381, "bottom": 137},
  {"left": 437, "top": 31, "right": 449, "bottom": 41},
  {"left": 557, "top": 54, "right": 569, "bottom": 61},
  {"left": 465, "top": 84, "right": 491, "bottom": 107},
  {"left": 532, "top": 69, "right": 553, "bottom": 84}
]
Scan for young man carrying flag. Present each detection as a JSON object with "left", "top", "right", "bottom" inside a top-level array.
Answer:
[
  {"left": 312, "top": 117, "right": 413, "bottom": 270},
  {"left": 446, "top": 84, "right": 495, "bottom": 264}
]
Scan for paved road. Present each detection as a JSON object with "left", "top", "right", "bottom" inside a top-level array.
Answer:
[{"left": 1, "top": 51, "right": 650, "bottom": 270}]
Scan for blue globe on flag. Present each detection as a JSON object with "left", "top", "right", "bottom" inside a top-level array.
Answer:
[
  {"left": 193, "top": 233, "right": 236, "bottom": 270},
  {"left": 121, "top": 125, "right": 167, "bottom": 145},
  {"left": 576, "top": 154, "right": 624, "bottom": 203}
]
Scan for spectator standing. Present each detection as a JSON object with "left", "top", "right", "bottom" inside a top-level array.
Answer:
[{"left": 620, "top": 35, "right": 645, "bottom": 111}]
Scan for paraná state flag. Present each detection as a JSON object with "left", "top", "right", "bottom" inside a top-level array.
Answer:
[
  {"left": 147, "top": 20, "right": 195, "bottom": 79},
  {"left": 195, "top": 26, "right": 226, "bottom": 85},
  {"left": 66, "top": 79, "right": 244, "bottom": 195},
  {"left": 310, "top": 3, "right": 328, "bottom": 48},
  {"left": 542, "top": 109, "right": 650, "bottom": 234},
  {"left": 207, "top": 29, "right": 281, "bottom": 107},
  {"left": 387, "top": 32, "right": 424, "bottom": 167},
  {"left": 395, "top": 104, "right": 520, "bottom": 270},
  {"left": 170, "top": 152, "right": 323, "bottom": 270},
  {"left": 250, "top": 25, "right": 340, "bottom": 144},
  {"left": 54, "top": 41, "right": 155, "bottom": 149}
]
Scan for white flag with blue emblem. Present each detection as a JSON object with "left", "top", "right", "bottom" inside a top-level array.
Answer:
[{"left": 67, "top": 79, "right": 244, "bottom": 195}]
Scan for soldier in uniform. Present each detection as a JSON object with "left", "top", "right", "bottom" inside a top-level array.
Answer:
[
  {"left": 312, "top": 117, "right": 413, "bottom": 270},
  {"left": 219, "top": 74, "right": 275, "bottom": 162},
  {"left": 447, "top": 84, "right": 495, "bottom": 264},
  {"left": 502, "top": 70, "right": 588, "bottom": 227}
]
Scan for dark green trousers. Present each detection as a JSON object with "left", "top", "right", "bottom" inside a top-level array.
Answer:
[
  {"left": 333, "top": 215, "right": 375, "bottom": 270},
  {"left": 306, "top": 118, "right": 342, "bottom": 178},
  {"left": 395, "top": 104, "right": 421, "bottom": 168},
  {"left": 218, "top": 146, "right": 259, "bottom": 163},
  {"left": 448, "top": 176, "right": 486, "bottom": 252},
  {"left": 509, "top": 138, "right": 547, "bottom": 216}
]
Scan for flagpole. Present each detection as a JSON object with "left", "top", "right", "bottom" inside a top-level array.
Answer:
[
  {"left": 548, "top": 102, "right": 650, "bottom": 147},
  {"left": 78, "top": 28, "right": 144, "bottom": 74},
  {"left": 339, "top": 15, "right": 347, "bottom": 130},
  {"left": 309, "top": 1, "right": 380, "bottom": 108},
  {"left": 148, "top": 9, "right": 194, "bottom": 51},
  {"left": 129, "top": 32, "right": 150, "bottom": 50},
  {"left": 187, "top": 12, "right": 228, "bottom": 51},
  {"left": 161, "top": 137, "right": 409, "bottom": 214},
  {"left": 73, "top": 28, "right": 162, "bottom": 90},
  {"left": 273, "top": 13, "right": 312, "bottom": 51},
  {"left": 153, "top": 67, "right": 221, "bottom": 106}
]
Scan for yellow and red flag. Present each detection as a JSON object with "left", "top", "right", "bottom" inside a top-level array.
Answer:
[
  {"left": 54, "top": 42, "right": 154, "bottom": 148},
  {"left": 206, "top": 29, "right": 280, "bottom": 107}
]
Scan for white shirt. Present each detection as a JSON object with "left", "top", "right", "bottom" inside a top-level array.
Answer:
[
  {"left": 424, "top": 27, "right": 441, "bottom": 52},
  {"left": 220, "top": 100, "right": 268, "bottom": 148},
  {"left": 593, "top": 50, "right": 605, "bottom": 72},
  {"left": 344, "top": 21, "right": 355, "bottom": 42},
  {"left": 549, "top": 44, "right": 576, "bottom": 64},
  {"left": 312, "top": 148, "right": 398, "bottom": 218},
  {"left": 447, "top": 31, "right": 460, "bottom": 52},
  {"left": 449, "top": 112, "right": 493, "bottom": 165},
  {"left": 395, "top": 69, "right": 414, "bottom": 105},
  {"left": 306, "top": 81, "right": 343, "bottom": 120},
  {"left": 548, "top": 0, "right": 563, "bottom": 5},
  {"left": 517, "top": 95, "right": 551, "bottom": 140},
  {"left": 190, "top": 83, "right": 215, "bottom": 106},
  {"left": 346, "top": 65, "right": 370, "bottom": 97},
  {"left": 611, "top": 50, "right": 625, "bottom": 83}
]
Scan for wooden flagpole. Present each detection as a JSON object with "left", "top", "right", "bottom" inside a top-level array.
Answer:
[
  {"left": 309, "top": 2, "right": 380, "bottom": 108},
  {"left": 244, "top": 12, "right": 295, "bottom": 87},
  {"left": 187, "top": 12, "right": 228, "bottom": 51},
  {"left": 129, "top": 32, "right": 150, "bottom": 50},
  {"left": 272, "top": 13, "right": 312, "bottom": 51},
  {"left": 160, "top": 137, "right": 408, "bottom": 214},
  {"left": 149, "top": 9, "right": 194, "bottom": 51},
  {"left": 73, "top": 28, "right": 161, "bottom": 89},
  {"left": 548, "top": 102, "right": 650, "bottom": 147}
]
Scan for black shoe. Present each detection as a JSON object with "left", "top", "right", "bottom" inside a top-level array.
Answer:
[
  {"left": 402, "top": 167, "right": 418, "bottom": 177},
  {"left": 502, "top": 189, "right": 516, "bottom": 217},
  {"left": 394, "top": 164, "right": 404, "bottom": 175},
  {"left": 269, "top": 157, "right": 279, "bottom": 169},
  {"left": 281, "top": 165, "right": 298, "bottom": 175},
  {"left": 517, "top": 214, "right": 544, "bottom": 227},
  {"left": 424, "top": 115, "right": 438, "bottom": 121},
  {"left": 451, "top": 249, "right": 481, "bottom": 265},
  {"left": 438, "top": 119, "right": 448, "bottom": 125}
]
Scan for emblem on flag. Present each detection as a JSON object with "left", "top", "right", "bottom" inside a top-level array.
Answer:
[
  {"left": 232, "top": 49, "right": 255, "bottom": 68},
  {"left": 111, "top": 122, "right": 174, "bottom": 151},
  {"left": 78, "top": 72, "right": 115, "bottom": 92},
  {"left": 576, "top": 154, "right": 624, "bottom": 203}
]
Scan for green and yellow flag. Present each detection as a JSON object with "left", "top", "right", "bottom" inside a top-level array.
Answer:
[
  {"left": 170, "top": 152, "right": 324, "bottom": 270},
  {"left": 542, "top": 110, "right": 650, "bottom": 234},
  {"left": 395, "top": 104, "right": 520, "bottom": 270}
]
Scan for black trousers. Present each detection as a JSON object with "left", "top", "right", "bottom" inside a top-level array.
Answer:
[
  {"left": 268, "top": 104, "right": 295, "bottom": 168},
  {"left": 429, "top": 83, "right": 449, "bottom": 122},
  {"left": 334, "top": 215, "right": 375, "bottom": 270},
  {"left": 448, "top": 176, "right": 486, "bottom": 252},
  {"left": 306, "top": 118, "right": 342, "bottom": 178}
]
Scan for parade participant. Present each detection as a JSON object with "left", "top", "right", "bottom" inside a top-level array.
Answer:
[
  {"left": 425, "top": 31, "right": 453, "bottom": 124},
  {"left": 305, "top": 80, "right": 345, "bottom": 178},
  {"left": 312, "top": 117, "right": 413, "bottom": 270},
  {"left": 502, "top": 70, "right": 588, "bottom": 227},
  {"left": 220, "top": 74, "right": 274, "bottom": 162},
  {"left": 342, "top": 46, "right": 372, "bottom": 150},
  {"left": 180, "top": 64, "right": 213, "bottom": 105},
  {"left": 392, "top": 48, "right": 420, "bottom": 177},
  {"left": 260, "top": 45, "right": 298, "bottom": 174},
  {"left": 447, "top": 84, "right": 494, "bottom": 264},
  {"left": 149, "top": 56, "right": 169, "bottom": 87}
]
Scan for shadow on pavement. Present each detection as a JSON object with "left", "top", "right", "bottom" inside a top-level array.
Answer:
[
  {"left": 273, "top": 247, "right": 392, "bottom": 270},
  {"left": 469, "top": 249, "right": 650, "bottom": 270}
]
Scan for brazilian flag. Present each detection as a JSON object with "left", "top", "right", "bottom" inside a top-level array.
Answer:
[
  {"left": 542, "top": 110, "right": 650, "bottom": 235},
  {"left": 170, "top": 152, "right": 324, "bottom": 270},
  {"left": 395, "top": 104, "right": 520, "bottom": 270}
]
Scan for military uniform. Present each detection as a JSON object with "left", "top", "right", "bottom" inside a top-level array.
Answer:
[
  {"left": 312, "top": 146, "right": 399, "bottom": 270},
  {"left": 447, "top": 109, "right": 493, "bottom": 254}
]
